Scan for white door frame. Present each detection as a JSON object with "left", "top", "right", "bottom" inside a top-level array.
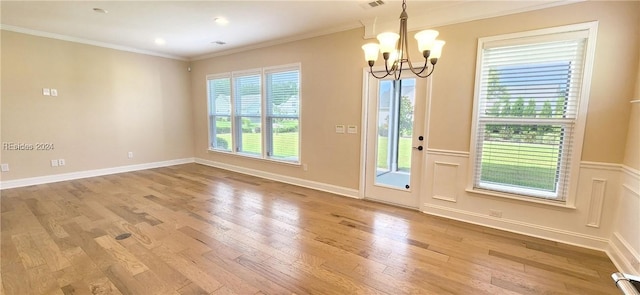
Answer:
[{"left": 358, "top": 68, "right": 433, "bottom": 209}]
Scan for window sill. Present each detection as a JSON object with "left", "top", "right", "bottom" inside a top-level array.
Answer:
[
  {"left": 465, "top": 188, "right": 577, "bottom": 209},
  {"left": 206, "top": 148, "right": 301, "bottom": 167}
]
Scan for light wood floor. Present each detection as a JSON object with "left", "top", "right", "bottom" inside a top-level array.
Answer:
[{"left": 0, "top": 163, "right": 620, "bottom": 295}]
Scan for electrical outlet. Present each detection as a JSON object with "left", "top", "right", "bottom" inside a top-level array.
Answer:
[
  {"left": 128, "top": 152, "right": 134, "bottom": 159},
  {"left": 303, "top": 164, "right": 308, "bottom": 171},
  {"left": 1, "top": 164, "right": 9, "bottom": 172},
  {"left": 51, "top": 159, "right": 59, "bottom": 167},
  {"left": 489, "top": 210, "right": 503, "bottom": 218},
  {"left": 51, "top": 89, "right": 58, "bottom": 96},
  {"left": 58, "top": 159, "right": 65, "bottom": 166}
]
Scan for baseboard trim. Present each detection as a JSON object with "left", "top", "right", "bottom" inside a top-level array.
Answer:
[
  {"left": 423, "top": 203, "right": 610, "bottom": 251},
  {"left": 0, "top": 158, "right": 195, "bottom": 190},
  {"left": 608, "top": 232, "right": 640, "bottom": 275},
  {"left": 195, "top": 158, "right": 360, "bottom": 199}
]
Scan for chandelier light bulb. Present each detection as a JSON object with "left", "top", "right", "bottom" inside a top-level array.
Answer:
[
  {"left": 376, "top": 32, "right": 400, "bottom": 54},
  {"left": 430, "top": 40, "right": 446, "bottom": 59},
  {"left": 415, "top": 29, "right": 439, "bottom": 52},
  {"left": 362, "top": 43, "right": 380, "bottom": 62}
]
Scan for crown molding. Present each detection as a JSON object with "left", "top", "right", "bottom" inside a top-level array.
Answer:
[
  {"left": 1, "top": 24, "right": 187, "bottom": 61},
  {"left": 362, "top": 0, "right": 584, "bottom": 39}
]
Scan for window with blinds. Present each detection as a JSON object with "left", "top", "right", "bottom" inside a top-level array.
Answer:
[
  {"left": 234, "top": 73, "right": 262, "bottom": 156},
  {"left": 206, "top": 64, "right": 301, "bottom": 164},
  {"left": 266, "top": 68, "right": 300, "bottom": 161},
  {"left": 207, "top": 76, "right": 232, "bottom": 151},
  {"left": 470, "top": 23, "right": 596, "bottom": 202}
]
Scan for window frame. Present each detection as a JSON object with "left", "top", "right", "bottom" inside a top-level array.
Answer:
[
  {"left": 233, "top": 69, "right": 263, "bottom": 157},
  {"left": 206, "top": 63, "right": 302, "bottom": 165},
  {"left": 206, "top": 73, "right": 233, "bottom": 152},
  {"left": 264, "top": 64, "right": 302, "bottom": 162},
  {"left": 467, "top": 22, "right": 598, "bottom": 207}
]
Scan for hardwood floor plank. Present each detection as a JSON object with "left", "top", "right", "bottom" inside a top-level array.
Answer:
[
  {"left": 93, "top": 235, "right": 149, "bottom": 276},
  {"left": 26, "top": 264, "right": 60, "bottom": 294},
  {"left": 182, "top": 249, "right": 265, "bottom": 295},
  {"left": 12, "top": 232, "right": 47, "bottom": 269},
  {"left": 0, "top": 164, "right": 621, "bottom": 294},
  {"left": 30, "top": 230, "right": 72, "bottom": 272},
  {"left": 151, "top": 245, "right": 223, "bottom": 294},
  {"left": 119, "top": 239, "right": 191, "bottom": 291},
  {"left": 176, "top": 281, "right": 208, "bottom": 295},
  {"left": 1, "top": 231, "right": 32, "bottom": 295}
]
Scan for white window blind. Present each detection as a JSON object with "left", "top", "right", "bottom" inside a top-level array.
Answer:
[
  {"left": 265, "top": 68, "right": 300, "bottom": 162},
  {"left": 473, "top": 32, "right": 589, "bottom": 201},
  {"left": 206, "top": 64, "right": 302, "bottom": 164},
  {"left": 207, "top": 76, "right": 232, "bottom": 151},
  {"left": 234, "top": 73, "right": 262, "bottom": 155}
]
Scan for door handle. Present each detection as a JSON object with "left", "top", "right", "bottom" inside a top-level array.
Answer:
[{"left": 413, "top": 146, "right": 423, "bottom": 151}]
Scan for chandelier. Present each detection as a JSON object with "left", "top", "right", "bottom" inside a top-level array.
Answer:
[{"left": 362, "top": 0, "right": 445, "bottom": 80}]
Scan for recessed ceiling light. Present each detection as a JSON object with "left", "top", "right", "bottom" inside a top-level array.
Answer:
[
  {"left": 155, "top": 38, "right": 166, "bottom": 45},
  {"left": 214, "top": 17, "right": 229, "bottom": 25},
  {"left": 93, "top": 8, "right": 108, "bottom": 14},
  {"left": 212, "top": 40, "right": 226, "bottom": 45}
]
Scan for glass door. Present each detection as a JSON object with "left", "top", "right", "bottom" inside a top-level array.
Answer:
[{"left": 364, "top": 73, "right": 428, "bottom": 208}]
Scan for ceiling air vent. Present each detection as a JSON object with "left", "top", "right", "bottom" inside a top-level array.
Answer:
[{"left": 368, "top": 0, "right": 385, "bottom": 8}]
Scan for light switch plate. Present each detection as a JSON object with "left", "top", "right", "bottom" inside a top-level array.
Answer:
[
  {"left": 43, "top": 88, "right": 51, "bottom": 96},
  {"left": 1, "top": 164, "right": 9, "bottom": 172},
  {"left": 51, "top": 89, "right": 58, "bottom": 96}
]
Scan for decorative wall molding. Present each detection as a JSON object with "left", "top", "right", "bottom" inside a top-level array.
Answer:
[
  {"left": 609, "top": 163, "right": 640, "bottom": 274},
  {"left": 608, "top": 232, "right": 640, "bottom": 275},
  {"left": 586, "top": 178, "right": 606, "bottom": 228},
  {"left": 423, "top": 202, "right": 611, "bottom": 250},
  {"left": 195, "top": 158, "right": 360, "bottom": 200},
  {"left": 0, "top": 158, "right": 195, "bottom": 190},
  {"left": 432, "top": 161, "right": 459, "bottom": 202},
  {"left": 580, "top": 161, "right": 623, "bottom": 171},
  {"left": 622, "top": 164, "right": 640, "bottom": 179},
  {"left": 622, "top": 183, "right": 640, "bottom": 199}
]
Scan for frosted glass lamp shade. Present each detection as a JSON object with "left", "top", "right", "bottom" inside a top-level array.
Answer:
[
  {"left": 362, "top": 43, "right": 380, "bottom": 62},
  {"left": 376, "top": 32, "right": 400, "bottom": 54},
  {"left": 386, "top": 50, "right": 399, "bottom": 69},
  {"left": 430, "top": 40, "right": 446, "bottom": 59},
  {"left": 414, "top": 30, "right": 439, "bottom": 52}
]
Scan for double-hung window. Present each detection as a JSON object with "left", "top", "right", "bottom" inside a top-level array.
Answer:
[
  {"left": 207, "top": 75, "right": 232, "bottom": 151},
  {"left": 234, "top": 71, "right": 262, "bottom": 156},
  {"left": 206, "top": 64, "right": 301, "bottom": 164},
  {"left": 469, "top": 23, "right": 597, "bottom": 204},
  {"left": 265, "top": 67, "right": 301, "bottom": 161}
]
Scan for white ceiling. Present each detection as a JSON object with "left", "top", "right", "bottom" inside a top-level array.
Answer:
[{"left": 1, "top": 1, "right": 576, "bottom": 61}]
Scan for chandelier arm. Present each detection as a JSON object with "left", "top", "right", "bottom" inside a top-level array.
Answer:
[
  {"left": 369, "top": 67, "right": 391, "bottom": 79},
  {"left": 415, "top": 63, "right": 436, "bottom": 78},
  {"left": 394, "top": 64, "right": 402, "bottom": 80},
  {"left": 408, "top": 61, "right": 429, "bottom": 75}
]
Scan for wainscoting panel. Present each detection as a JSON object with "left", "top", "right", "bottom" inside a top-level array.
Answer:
[
  {"left": 423, "top": 155, "right": 626, "bottom": 252},
  {"left": 608, "top": 166, "right": 640, "bottom": 274},
  {"left": 586, "top": 178, "right": 607, "bottom": 228},
  {"left": 432, "top": 161, "right": 459, "bottom": 202}
]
